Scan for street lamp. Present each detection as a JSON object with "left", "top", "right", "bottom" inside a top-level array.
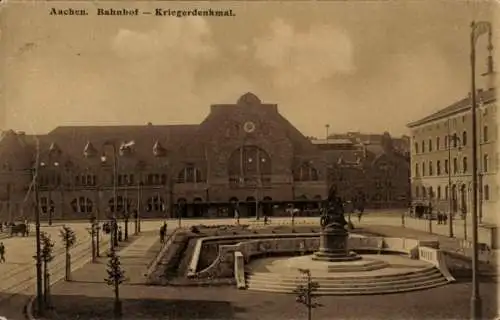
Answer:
[
  {"left": 39, "top": 159, "right": 59, "bottom": 226},
  {"left": 325, "top": 124, "right": 330, "bottom": 142},
  {"left": 447, "top": 129, "right": 462, "bottom": 238},
  {"left": 469, "top": 20, "right": 492, "bottom": 320},
  {"left": 101, "top": 142, "right": 119, "bottom": 249},
  {"left": 32, "top": 147, "right": 44, "bottom": 314}
]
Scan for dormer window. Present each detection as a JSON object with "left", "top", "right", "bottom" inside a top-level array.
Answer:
[
  {"left": 153, "top": 140, "right": 166, "bottom": 157},
  {"left": 119, "top": 140, "right": 136, "bottom": 156}
]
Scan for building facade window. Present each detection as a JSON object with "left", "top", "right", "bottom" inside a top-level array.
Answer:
[
  {"left": 415, "top": 163, "right": 419, "bottom": 177},
  {"left": 453, "top": 133, "right": 458, "bottom": 148},
  {"left": 462, "top": 157, "right": 468, "bottom": 173},
  {"left": 429, "top": 161, "right": 433, "bottom": 176},
  {"left": 75, "top": 174, "right": 96, "bottom": 186},
  {"left": 422, "top": 141, "right": 426, "bottom": 153},
  {"left": 436, "top": 137, "right": 440, "bottom": 150},
  {"left": 422, "top": 162, "right": 426, "bottom": 176},
  {"left": 437, "top": 186, "right": 441, "bottom": 199},
  {"left": 445, "top": 159, "right": 449, "bottom": 174},
  {"left": 437, "top": 160, "right": 441, "bottom": 175},
  {"left": 484, "top": 185, "right": 490, "bottom": 200},
  {"left": 444, "top": 135, "right": 448, "bottom": 149},
  {"left": 71, "top": 197, "right": 93, "bottom": 213},
  {"left": 178, "top": 165, "right": 203, "bottom": 183},
  {"left": 462, "top": 131, "right": 467, "bottom": 146},
  {"left": 428, "top": 139, "right": 433, "bottom": 152},
  {"left": 483, "top": 154, "right": 489, "bottom": 172},
  {"left": 445, "top": 185, "right": 449, "bottom": 200},
  {"left": 453, "top": 158, "right": 458, "bottom": 174},
  {"left": 414, "top": 142, "right": 419, "bottom": 154},
  {"left": 294, "top": 162, "right": 319, "bottom": 181},
  {"left": 483, "top": 125, "right": 489, "bottom": 142}
]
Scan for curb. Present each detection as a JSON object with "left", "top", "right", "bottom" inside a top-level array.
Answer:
[{"left": 25, "top": 295, "right": 36, "bottom": 320}]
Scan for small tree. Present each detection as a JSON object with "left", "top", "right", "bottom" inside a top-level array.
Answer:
[
  {"left": 105, "top": 249, "right": 126, "bottom": 319},
  {"left": 293, "top": 268, "right": 322, "bottom": 320},
  {"left": 59, "top": 225, "right": 77, "bottom": 281},
  {"left": 40, "top": 232, "right": 55, "bottom": 308}
]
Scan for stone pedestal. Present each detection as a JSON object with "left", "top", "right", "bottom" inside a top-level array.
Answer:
[{"left": 313, "top": 223, "right": 361, "bottom": 262}]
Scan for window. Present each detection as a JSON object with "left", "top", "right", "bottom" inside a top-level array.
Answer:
[
  {"left": 294, "top": 163, "right": 319, "bottom": 181},
  {"left": 436, "top": 137, "right": 440, "bottom": 150},
  {"left": 462, "top": 131, "right": 467, "bottom": 146},
  {"left": 462, "top": 157, "right": 468, "bottom": 173},
  {"left": 437, "top": 160, "right": 441, "bottom": 175},
  {"left": 178, "top": 166, "right": 203, "bottom": 183},
  {"left": 453, "top": 133, "right": 458, "bottom": 148},
  {"left": 445, "top": 159, "right": 449, "bottom": 174},
  {"left": 484, "top": 185, "right": 490, "bottom": 200},
  {"left": 445, "top": 185, "right": 449, "bottom": 200},
  {"left": 444, "top": 135, "right": 448, "bottom": 149},
  {"left": 483, "top": 154, "right": 489, "bottom": 172},
  {"left": 483, "top": 125, "right": 489, "bottom": 142},
  {"left": 428, "top": 139, "right": 433, "bottom": 152},
  {"left": 429, "top": 161, "right": 433, "bottom": 176},
  {"left": 415, "top": 163, "right": 419, "bottom": 177},
  {"left": 462, "top": 115, "right": 466, "bottom": 123},
  {"left": 422, "top": 141, "right": 426, "bottom": 153},
  {"left": 437, "top": 186, "right": 441, "bottom": 199},
  {"left": 422, "top": 162, "right": 426, "bottom": 176},
  {"left": 414, "top": 142, "right": 419, "bottom": 154},
  {"left": 453, "top": 158, "right": 458, "bottom": 174}
]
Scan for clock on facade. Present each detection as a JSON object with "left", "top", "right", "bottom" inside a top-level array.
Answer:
[{"left": 243, "top": 121, "right": 256, "bottom": 133}]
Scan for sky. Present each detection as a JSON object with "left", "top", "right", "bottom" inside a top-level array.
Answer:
[{"left": 0, "top": 0, "right": 497, "bottom": 138}]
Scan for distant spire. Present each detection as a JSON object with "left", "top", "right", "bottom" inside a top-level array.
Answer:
[
  {"left": 83, "top": 141, "right": 97, "bottom": 158},
  {"left": 153, "top": 140, "right": 166, "bottom": 157}
]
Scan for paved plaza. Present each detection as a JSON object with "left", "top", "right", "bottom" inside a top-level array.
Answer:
[{"left": 0, "top": 211, "right": 497, "bottom": 319}]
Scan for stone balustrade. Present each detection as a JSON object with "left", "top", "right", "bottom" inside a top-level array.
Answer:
[
  {"left": 234, "top": 251, "right": 246, "bottom": 289},
  {"left": 418, "top": 246, "right": 455, "bottom": 282},
  {"left": 187, "top": 233, "right": 431, "bottom": 280}
]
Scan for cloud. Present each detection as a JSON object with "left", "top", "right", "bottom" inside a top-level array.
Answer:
[
  {"left": 111, "top": 17, "right": 217, "bottom": 61},
  {"left": 253, "top": 18, "right": 355, "bottom": 87}
]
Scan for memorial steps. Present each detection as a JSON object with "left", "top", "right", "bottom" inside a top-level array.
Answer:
[{"left": 244, "top": 255, "right": 450, "bottom": 295}]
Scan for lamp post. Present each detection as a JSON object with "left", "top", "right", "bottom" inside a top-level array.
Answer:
[
  {"left": 33, "top": 147, "right": 44, "bottom": 314},
  {"left": 325, "top": 124, "right": 330, "bottom": 142},
  {"left": 469, "top": 20, "right": 492, "bottom": 320},
  {"left": 135, "top": 181, "right": 142, "bottom": 235},
  {"left": 447, "top": 129, "right": 461, "bottom": 238},
  {"left": 102, "top": 142, "right": 118, "bottom": 249}
]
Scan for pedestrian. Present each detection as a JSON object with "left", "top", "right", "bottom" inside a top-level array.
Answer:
[
  {"left": 264, "top": 215, "right": 269, "bottom": 225},
  {"left": 159, "top": 225, "right": 165, "bottom": 244},
  {"left": 437, "top": 212, "right": 442, "bottom": 224},
  {"left": 118, "top": 226, "right": 123, "bottom": 242},
  {"left": 0, "top": 242, "right": 5, "bottom": 263},
  {"left": 234, "top": 208, "right": 240, "bottom": 225},
  {"left": 357, "top": 211, "right": 363, "bottom": 223}
]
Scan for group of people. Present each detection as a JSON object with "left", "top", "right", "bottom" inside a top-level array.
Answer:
[{"left": 436, "top": 212, "right": 449, "bottom": 224}]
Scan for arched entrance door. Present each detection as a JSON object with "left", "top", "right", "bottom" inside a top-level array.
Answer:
[
  {"left": 246, "top": 196, "right": 257, "bottom": 217},
  {"left": 176, "top": 198, "right": 188, "bottom": 218},
  {"left": 193, "top": 197, "right": 204, "bottom": 218},
  {"left": 262, "top": 196, "right": 273, "bottom": 216},
  {"left": 451, "top": 184, "right": 457, "bottom": 213},
  {"left": 460, "top": 184, "right": 467, "bottom": 216}
]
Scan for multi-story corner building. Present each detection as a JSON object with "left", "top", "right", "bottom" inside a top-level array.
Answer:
[
  {"left": 311, "top": 132, "right": 411, "bottom": 209},
  {"left": 0, "top": 93, "right": 331, "bottom": 221},
  {"left": 407, "top": 87, "right": 497, "bottom": 224}
]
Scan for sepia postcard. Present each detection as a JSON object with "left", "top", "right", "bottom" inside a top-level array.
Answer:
[{"left": 0, "top": 1, "right": 498, "bottom": 319}]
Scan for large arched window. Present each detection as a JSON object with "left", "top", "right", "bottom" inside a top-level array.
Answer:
[
  {"left": 71, "top": 197, "right": 93, "bottom": 213},
  {"left": 40, "top": 197, "right": 55, "bottom": 214},
  {"left": 177, "top": 165, "right": 202, "bottom": 183},
  {"left": 146, "top": 195, "right": 165, "bottom": 212},
  {"left": 294, "top": 162, "right": 319, "bottom": 181},
  {"left": 228, "top": 146, "right": 271, "bottom": 185},
  {"left": 108, "top": 196, "right": 132, "bottom": 213}
]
